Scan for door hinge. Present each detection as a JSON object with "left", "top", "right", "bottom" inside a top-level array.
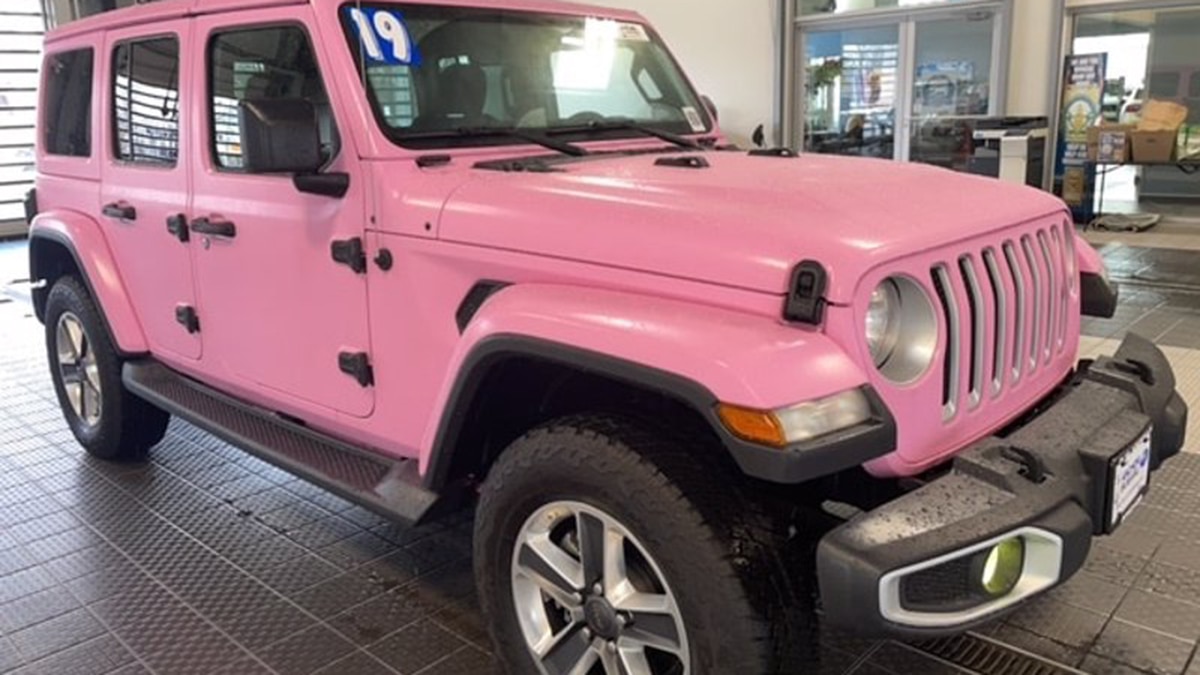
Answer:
[
  {"left": 175, "top": 305, "right": 200, "bottom": 334},
  {"left": 331, "top": 237, "right": 367, "bottom": 274},
  {"left": 338, "top": 351, "right": 374, "bottom": 387}
]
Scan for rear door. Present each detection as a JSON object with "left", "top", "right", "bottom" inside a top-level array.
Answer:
[
  {"left": 187, "top": 7, "right": 374, "bottom": 417},
  {"left": 100, "top": 22, "right": 200, "bottom": 360}
]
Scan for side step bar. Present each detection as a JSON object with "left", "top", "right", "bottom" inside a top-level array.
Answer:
[{"left": 123, "top": 360, "right": 445, "bottom": 525}]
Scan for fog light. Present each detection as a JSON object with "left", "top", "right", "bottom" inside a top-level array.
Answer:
[{"left": 977, "top": 538, "right": 1025, "bottom": 597}]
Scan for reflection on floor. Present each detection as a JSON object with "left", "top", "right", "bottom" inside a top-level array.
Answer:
[{"left": 3, "top": 240, "right": 1200, "bottom": 674}]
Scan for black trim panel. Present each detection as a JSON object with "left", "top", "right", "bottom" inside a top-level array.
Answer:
[
  {"left": 424, "top": 335, "right": 896, "bottom": 490},
  {"left": 1081, "top": 272, "right": 1118, "bottom": 318},
  {"left": 455, "top": 281, "right": 511, "bottom": 333},
  {"left": 124, "top": 360, "right": 447, "bottom": 525},
  {"left": 28, "top": 229, "right": 132, "bottom": 356},
  {"left": 817, "top": 332, "right": 1186, "bottom": 639}
]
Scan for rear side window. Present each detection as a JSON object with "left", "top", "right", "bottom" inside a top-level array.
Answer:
[
  {"left": 113, "top": 37, "right": 181, "bottom": 166},
  {"left": 43, "top": 48, "right": 94, "bottom": 157},
  {"left": 208, "top": 25, "right": 339, "bottom": 171}
]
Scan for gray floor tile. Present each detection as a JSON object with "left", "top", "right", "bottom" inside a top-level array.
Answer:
[
  {"left": 1114, "top": 589, "right": 1200, "bottom": 642},
  {"left": 1092, "top": 619, "right": 1195, "bottom": 675}
]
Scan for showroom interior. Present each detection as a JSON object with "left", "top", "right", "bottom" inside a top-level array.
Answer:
[{"left": 3, "top": 0, "right": 1200, "bottom": 674}]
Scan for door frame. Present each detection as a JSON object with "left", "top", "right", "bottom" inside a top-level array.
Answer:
[{"left": 784, "top": 0, "right": 1012, "bottom": 158}]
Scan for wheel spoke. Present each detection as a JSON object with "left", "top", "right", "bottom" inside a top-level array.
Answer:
[
  {"left": 81, "top": 354, "right": 101, "bottom": 391},
  {"left": 620, "top": 595, "right": 683, "bottom": 655},
  {"left": 541, "top": 625, "right": 597, "bottom": 675},
  {"left": 599, "top": 643, "right": 621, "bottom": 675},
  {"left": 577, "top": 511, "right": 606, "bottom": 588},
  {"left": 516, "top": 539, "right": 584, "bottom": 608},
  {"left": 65, "top": 381, "right": 84, "bottom": 416},
  {"left": 67, "top": 319, "right": 86, "bottom": 359},
  {"left": 82, "top": 381, "right": 102, "bottom": 422},
  {"left": 617, "top": 646, "right": 654, "bottom": 675},
  {"left": 56, "top": 321, "right": 78, "bottom": 364}
]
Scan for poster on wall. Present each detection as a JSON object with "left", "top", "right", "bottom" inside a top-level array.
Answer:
[{"left": 1055, "top": 53, "right": 1107, "bottom": 224}]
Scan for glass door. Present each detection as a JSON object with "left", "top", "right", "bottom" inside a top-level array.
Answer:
[
  {"left": 907, "top": 10, "right": 999, "bottom": 170},
  {"left": 802, "top": 25, "right": 901, "bottom": 159},
  {"left": 797, "top": 4, "right": 1003, "bottom": 165}
]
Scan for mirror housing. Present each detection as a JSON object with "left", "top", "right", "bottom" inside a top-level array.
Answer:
[
  {"left": 701, "top": 95, "right": 719, "bottom": 124},
  {"left": 239, "top": 99, "right": 324, "bottom": 174}
]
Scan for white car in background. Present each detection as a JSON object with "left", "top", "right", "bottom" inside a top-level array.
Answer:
[{"left": 1120, "top": 88, "right": 1145, "bottom": 124}]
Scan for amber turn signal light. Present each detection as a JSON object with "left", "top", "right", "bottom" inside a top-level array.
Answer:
[{"left": 716, "top": 404, "right": 787, "bottom": 448}]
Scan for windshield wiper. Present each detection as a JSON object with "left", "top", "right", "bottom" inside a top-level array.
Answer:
[
  {"left": 547, "top": 118, "right": 704, "bottom": 151},
  {"left": 404, "top": 126, "right": 589, "bottom": 157}
]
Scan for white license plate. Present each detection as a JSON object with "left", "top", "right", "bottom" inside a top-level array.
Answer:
[{"left": 1110, "top": 426, "right": 1152, "bottom": 529}]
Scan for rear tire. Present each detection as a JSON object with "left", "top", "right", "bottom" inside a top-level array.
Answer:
[
  {"left": 474, "top": 414, "right": 811, "bottom": 675},
  {"left": 44, "top": 276, "right": 169, "bottom": 460}
]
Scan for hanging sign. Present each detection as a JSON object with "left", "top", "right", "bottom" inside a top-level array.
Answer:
[{"left": 1055, "top": 53, "right": 1107, "bottom": 223}]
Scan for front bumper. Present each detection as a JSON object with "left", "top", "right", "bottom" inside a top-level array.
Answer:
[{"left": 817, "top": 333, "right": 1187, "bottom": 638}]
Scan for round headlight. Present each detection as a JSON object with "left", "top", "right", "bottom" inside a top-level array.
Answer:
[
  {"left": 866, "top": 281, "right": 901, "bottom": 367},
  {"left": 865, "top": 276, "right": 938, "bottom": 384}
]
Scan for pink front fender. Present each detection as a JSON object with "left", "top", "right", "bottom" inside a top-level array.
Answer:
[
  {"left": 30, "top": 210, "right": 148, "bottom": 354},
  {"left": 418, "top": 283, "right": 870, "bottom": 474}
]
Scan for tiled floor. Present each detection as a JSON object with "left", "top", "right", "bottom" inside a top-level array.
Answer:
[{"left": 4, "top": 238, "right": 1200, "bottom": 674}]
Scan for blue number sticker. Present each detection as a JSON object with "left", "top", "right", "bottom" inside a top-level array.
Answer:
[{"left": 346, "top": 7, "right": 421, "bottom": 66}]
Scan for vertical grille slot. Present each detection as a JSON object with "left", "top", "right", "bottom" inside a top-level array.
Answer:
[
  {"left": 932, "top": 265, "right": 961, "bottom": 420},
  {"left": 958, "top": 256, "right": 986, "bottom": 409},
  {"left": 1051, "top": 226, "right": 1070, "bottom": 350},
  {"left": 983, "top": 248, "right": 1007, "bottom": 396},
  {"left": 1020, "top": 236, "right": 1042, "bottom": 371},
  {"left": 1037, "top": 230, "right": 1057, "bottom": 362},
  {"left": 1002, "top": 242, "right": 1026, "bottom": 383}
]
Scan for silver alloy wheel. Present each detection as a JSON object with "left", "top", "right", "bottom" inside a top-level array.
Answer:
[
  {"left": 511, "top": 500, "right": 690, "bottom": 675},
  {"left": 55, "top": 312, "right": 102, "bottom": 427}
]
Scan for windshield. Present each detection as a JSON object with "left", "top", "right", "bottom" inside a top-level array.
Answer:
[{"left": 341, "top": 3, "right": 713, "bottom": 149}]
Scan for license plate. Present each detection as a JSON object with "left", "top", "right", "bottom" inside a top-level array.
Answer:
[{"left": 1110, "top": 426, "right": 1152, "bottom": 529}]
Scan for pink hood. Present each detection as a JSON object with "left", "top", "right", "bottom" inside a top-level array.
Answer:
[{"left": 437, "top": 152, "right": 1067, "bottom": 302}]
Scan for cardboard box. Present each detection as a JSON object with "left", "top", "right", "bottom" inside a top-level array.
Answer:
[
  {"left": 1131, "top": 129, "right": 1177, "bottom": 164},
  {"left": 1087, "top": 124, "right": 1134, "bottom": 162}
]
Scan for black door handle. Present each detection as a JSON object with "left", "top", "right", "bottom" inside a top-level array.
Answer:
[
  {"left": 102, "top": 202, "right": 137, "bottom": 220},
  {"left": 190, "top": 217, "right": 236, "bottom": 238},
  {"left": 166, "top": 214, "right": 189, "bottom": 243}
]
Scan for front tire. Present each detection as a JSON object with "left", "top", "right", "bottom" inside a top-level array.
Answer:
[
  {"left": 475, "top": 415, "right": 807, "bottom": 675},
  {"left": 44, "top": 277, "right": 169, "bottom": 460}
]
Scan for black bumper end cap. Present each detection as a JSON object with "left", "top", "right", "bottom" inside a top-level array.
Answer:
[{"left": 1081, "top": 272, "right": 1119, "bottom": 318}]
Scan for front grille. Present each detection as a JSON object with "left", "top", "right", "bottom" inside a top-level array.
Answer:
[{"left": 932, "top": 223, "right": 1073, "bottom": 422}]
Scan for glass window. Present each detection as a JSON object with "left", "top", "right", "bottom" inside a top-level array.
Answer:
[
  {"left": 343, "top": 4, "right": 711, "bottom": 149},
  {"left": 113, "top": 37, "right": 181, "bottom": 166},
  {"left": 799, "top": 0, "right": 970, "bottom": 17},
  {"left": 802, "top": 26, "right": 899, "bottom": 159},
  {"left": 43, "top": 48, "right": 94, "bottom": 157},
  {"left": 209, "top": 25, "right": 339, "bottom": 170}
]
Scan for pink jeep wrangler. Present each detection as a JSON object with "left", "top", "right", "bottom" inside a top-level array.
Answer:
[{"left": 28, "top": 0, "right": 1187, "bottom": 673}]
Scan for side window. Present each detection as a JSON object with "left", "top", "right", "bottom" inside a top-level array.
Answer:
[
  {"left": 113, "top": 37, "right": 181, "bottom": 166},
  {"left": 43, "top": 48, "right": 94, "bottom": 157},
  {"left": 209, "top": 25, "right": 339, "bottom": 171}
]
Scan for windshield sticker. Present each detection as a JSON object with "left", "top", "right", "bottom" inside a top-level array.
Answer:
[
  {"left": 346, "top": 7, "right": 422, "bottom": 66},
  {"left": 618, "top": 23, "right": 650, "bottom": 41},
  {"left": 681, "top": 106, "right": 706, "bottom": 133}
]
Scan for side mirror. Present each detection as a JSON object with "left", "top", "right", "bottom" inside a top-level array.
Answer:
[
  {"left": 701, "top": 95, "right": 719, "bottom": 124},
  {"left": 239, "top": 99, "right": 323, "bottom": 174}
]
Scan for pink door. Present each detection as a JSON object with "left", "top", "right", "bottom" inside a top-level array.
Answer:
[
  {"left": 187, "top": 8, "right": 374, "bottom": 418},
  {"left": 100, "top": 22, "right": 200, "bottom": 361}
]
